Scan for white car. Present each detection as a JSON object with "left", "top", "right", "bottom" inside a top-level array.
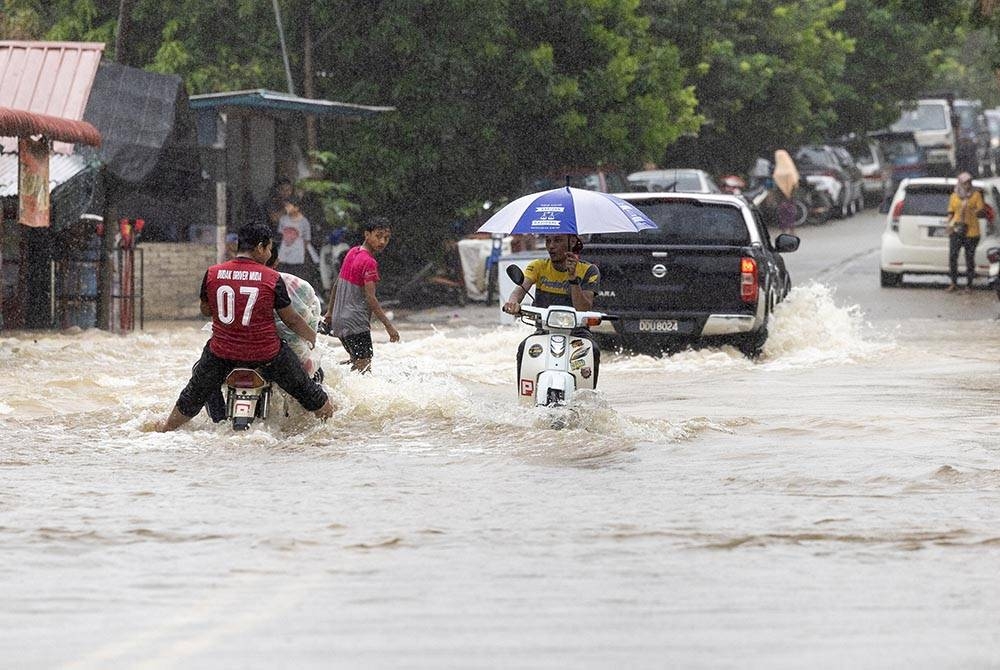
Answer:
[
  {"left": 627, "top": 169, "right": 721, "bottom": 194},
  {"left": 879, "top": 177, "right": 1000, "bottom": 286}
]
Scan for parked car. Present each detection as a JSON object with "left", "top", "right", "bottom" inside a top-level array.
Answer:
[
  {"left": 879, "top": 177, "right": 1000, "bottom": 287},
  {"left": 846, "top": 138, "right": 894, "bottom": 207},
  {"left": 869, "top": 130, "right": 928, "bottom": 193},
  {"left": 983, "top": 108, "right": 1000, "bottom": 175},
  {"left": 585, "top": 192, "right": 799, "bottom": 357},
  {"left": 627, "top": 168, "right": 721, "bottom": 193},
  {"left": 523, "top": 167, "right": 628, "bottom": 194},
  {"left": 794, "top": 144, "right": 865, "bottom": 218},
  {"left": 890, "top": 98, "right": 955, "bottom": 175},
  {"left": 952, "top": 99, "right": 992, "bottom": 176}
]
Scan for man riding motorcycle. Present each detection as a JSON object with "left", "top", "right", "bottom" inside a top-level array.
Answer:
[{"left": 502, "top": 234, "right": 601, "bottom": 381}]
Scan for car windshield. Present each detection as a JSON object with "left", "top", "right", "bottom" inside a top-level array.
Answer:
[
  {"left": 882, "top": 138, "right": 920, "bottom": 160},
  {"left": 527, "top": 173, "right": 602, "bottom": 192},
  {"left": 900, "top": 186, "right": 952, "bottom": 217},
  {"left": 955, "top": 105, "right": 978, "bottom": 130},
  {"left": 590, "top": 200, "right": 751, "bottom": 245},
  {"left": 794, "top": 147, "right": 835, "bottom": 169},
  {"left": 891, "top": 103, "right": 948, "bottom": 132},
  {"left": 631, "top": 172, "right": 704, "bottom": 192}
]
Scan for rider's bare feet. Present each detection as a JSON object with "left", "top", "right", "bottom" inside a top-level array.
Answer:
[{"left": 314, "top": 399, "right": 335, "bottom": 420}]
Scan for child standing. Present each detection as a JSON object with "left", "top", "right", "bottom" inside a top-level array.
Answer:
[
  {"left": 322, "top": 217, "right": 400, "bottom": 373},
  {"left": 277, "top": 196, "right": 319, "bottom": 286}
]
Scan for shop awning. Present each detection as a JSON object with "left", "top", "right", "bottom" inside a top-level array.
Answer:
[
  {"left": 0, "top": 106, "right": 101, "bottom": 146},
  {"left": 189, "top": 89, "right": 395, "bottom": 118}
]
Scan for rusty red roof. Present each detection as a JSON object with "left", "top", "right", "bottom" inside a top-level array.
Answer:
[
  {"left": 0, "top": 41, "right": 104, "bottom": 118},
  {"left": 0, "top": 106, "right": 100, "bottom": 146}
]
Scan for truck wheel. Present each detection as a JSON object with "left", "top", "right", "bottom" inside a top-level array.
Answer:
[
  {"left": 880, "top": 269, "right": 902, "bottom": 287},
  {"left": 737, "top": 326, "right": 767, "bottom": 358}
]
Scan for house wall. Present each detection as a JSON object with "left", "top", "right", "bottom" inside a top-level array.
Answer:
[{"left": 141, "top": 242, "right": 216, "bottom": 319}]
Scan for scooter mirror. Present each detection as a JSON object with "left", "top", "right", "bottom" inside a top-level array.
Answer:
[{"left": 506, "top": 264, "right": 525, "bottom": 286}]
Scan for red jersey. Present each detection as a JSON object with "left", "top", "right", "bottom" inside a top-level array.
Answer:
[{"left": 200, "top": 257, "right": 292, "bottom": 361}]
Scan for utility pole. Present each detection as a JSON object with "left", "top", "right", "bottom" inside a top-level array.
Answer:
[
  {"left": 115, "top": 0, "right": 134, "bottom": 65},
  {"left": 272, "top": 0, "right": 296, "bottom": 96}
]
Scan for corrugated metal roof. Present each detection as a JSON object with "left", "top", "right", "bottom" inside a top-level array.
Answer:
[
  {"left": 0, "top": 151, "right": 89, "bottom": 196},
  {"left": 0, "top": 40, "right": 105, "bottom": 153},
  {"left": 189, "top": 89, "right": 395, "bottom": 117},
  {"left": 0, "top": 41, "right": 104, "bottom": 117}
]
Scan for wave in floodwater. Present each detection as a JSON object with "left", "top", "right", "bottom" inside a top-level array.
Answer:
[
  {"left": 603, "top": 281, "right": 893, "bottom": 374},
  {"left": 0, "top": 283, "right": 911, "bottom": 457}
]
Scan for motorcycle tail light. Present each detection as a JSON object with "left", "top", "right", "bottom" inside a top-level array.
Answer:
[
  {"left": 584, "top": 316, "right": 602, "bottom": 327},
  {"left": 987, "top": 248, "right": 1000, "bottom": 263},
  {"left": 740, "top": 257, "right": 758, "bottom": 303},
  {"left": 983, "top": 204, "right": 995, "bottom": 224},
  {"left": 225, "top": 369, "right": 267, "bottom": 389}
]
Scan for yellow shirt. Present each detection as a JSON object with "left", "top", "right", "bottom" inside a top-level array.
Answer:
[
  {"left": 947, "top": 189, "right": 985, "bottom": 238},
  {"left": 523, "top": 258, "right": 600, "bottom": 308}
]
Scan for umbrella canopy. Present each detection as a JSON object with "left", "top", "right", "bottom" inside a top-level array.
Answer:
[
  {"left": 773, "top": 149, "right": 799, "bottom": 199},
  {"left": 477, "top": 186, "right": 658, "bottom": 235}
]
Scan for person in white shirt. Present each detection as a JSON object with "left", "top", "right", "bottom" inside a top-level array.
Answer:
[{"left": 277, "top": 196, "right": 320, "bottom": 285}]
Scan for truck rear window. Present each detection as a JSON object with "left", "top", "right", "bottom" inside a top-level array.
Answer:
[{"left": 592, "top": 201, "right": 751, "bottom": 245}]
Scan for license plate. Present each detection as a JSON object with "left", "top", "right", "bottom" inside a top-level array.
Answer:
[
  {"left": 928, "top": 226, "right": 948, "bottom": 238},
  {"left": 638, "top": 319, "right": 679, "bottom": 333}
]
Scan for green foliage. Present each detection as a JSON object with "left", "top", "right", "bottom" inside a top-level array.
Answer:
[
  {"left": 296, "top": 151, "right": 362, "bottom": 230},
  {"left": 18, "top": 0, "right": 1000, "bottom": 281}
]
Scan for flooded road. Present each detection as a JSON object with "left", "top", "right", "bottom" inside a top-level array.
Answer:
[{"left": 1, "top": 209, "right": 999, "bottom": 668}]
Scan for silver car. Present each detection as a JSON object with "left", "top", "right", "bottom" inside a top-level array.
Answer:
[{"left": 627, "top": 169, "right": 721, "bottom": 194}]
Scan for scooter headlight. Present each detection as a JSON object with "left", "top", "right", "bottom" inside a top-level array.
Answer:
[{"left": 546, "top": 310, "right": 577, "bottom": 330}]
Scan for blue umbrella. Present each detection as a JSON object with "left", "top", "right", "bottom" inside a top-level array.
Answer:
[{"left": 477, "top": 186, "right": 658, "bottom": 235}]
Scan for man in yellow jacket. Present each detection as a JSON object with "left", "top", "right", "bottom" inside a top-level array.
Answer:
[{"left": 946, "top": 172, "right": 986, "bottom": 292}]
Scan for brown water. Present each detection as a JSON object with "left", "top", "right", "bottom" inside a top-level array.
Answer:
[{"left": 1, "top": 283, "right": 999, "bottom": 669}]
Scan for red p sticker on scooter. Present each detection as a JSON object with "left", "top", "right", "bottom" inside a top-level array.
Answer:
[{"left": 520, "top": 379, "right": 534, "bottom": 396}]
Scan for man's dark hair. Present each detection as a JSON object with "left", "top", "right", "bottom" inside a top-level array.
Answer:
[
  {"left": 237, "top": 223, "right": 274, "bottom": 252},
  {"left": 364, "top": 216, "right": 391, "bottom": 232}
]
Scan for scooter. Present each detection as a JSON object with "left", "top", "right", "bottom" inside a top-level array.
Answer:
[
  {"left": 223, "top": 368, "right": 272, "bottom": 431},
  {"left": 506, "top": 266, "right": 617, "bottom": 410}
]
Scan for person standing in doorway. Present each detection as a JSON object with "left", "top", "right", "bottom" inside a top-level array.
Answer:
[
  {"left": 277, "top": 196, "right": 319, "bottom": 286},
  {"left": 321, "top": 217, "right": 400, "bottom": 373}
]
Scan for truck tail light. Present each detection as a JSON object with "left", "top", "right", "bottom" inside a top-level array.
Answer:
[{"left": 740, "top": 257, "right": 758, "bottom": 303}]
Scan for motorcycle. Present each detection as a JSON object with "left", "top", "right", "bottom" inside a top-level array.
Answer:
[
  {"left": 223, "top": 368, "right": 272, "bottom": 431},
  {"left": 742, "top": 158, "right": 833, "bottom": 226},
  {"left": 987, "top": 246, "right": 1000, "bottom": 301},
  {"left": 505, "top": 266, "right": 617, "bottom": 416}
]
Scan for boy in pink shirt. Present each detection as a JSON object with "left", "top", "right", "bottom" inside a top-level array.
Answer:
[{"left": 321, "top": 218, "right": 400, "bottom": 372}]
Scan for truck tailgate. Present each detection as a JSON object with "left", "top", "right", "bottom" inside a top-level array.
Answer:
[{"left": 588, "top": 245, "right": 754, "bottom": 315}]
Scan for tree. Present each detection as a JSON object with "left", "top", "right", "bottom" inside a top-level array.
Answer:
[
  {"left": 310, "top": 0, "right": 699, "bottom": 274},
  {"left": 644, "top": 0, "right": 853, "bottom": 173}
]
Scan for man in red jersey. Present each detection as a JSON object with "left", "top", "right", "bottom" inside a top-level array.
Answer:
[{"left": 158, "top": 223, "right": 335, "bottom": 431}]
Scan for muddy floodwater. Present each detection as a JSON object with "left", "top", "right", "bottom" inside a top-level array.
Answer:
[{"left": 1, "top": 283, "right": 998, "bottom": 669}]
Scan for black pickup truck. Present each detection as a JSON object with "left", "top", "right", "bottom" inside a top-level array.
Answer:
[{"left": 585, "top": 192, "right": 800, "bottom": 357}]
